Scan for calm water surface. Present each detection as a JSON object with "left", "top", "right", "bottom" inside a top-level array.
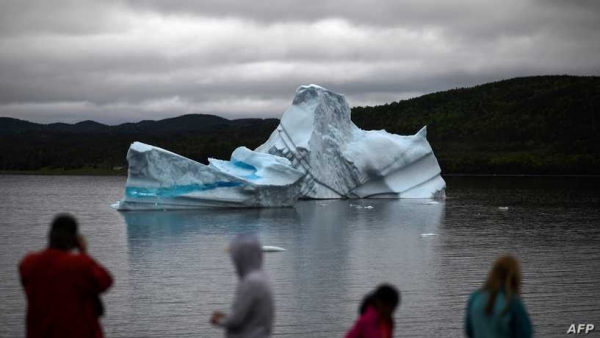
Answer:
[{"left": 1, "top": 175, "right": 599, "bottom": 337}]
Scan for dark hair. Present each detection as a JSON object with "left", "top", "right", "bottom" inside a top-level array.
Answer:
[
  {"left": 48, "top": 214, "right": 78, "bottom": 250},
  {"left": 374, "top": 284, "right": 400, "bottom": 309},
  {"left": 483, "top": 255, "right": 522, "bottom": 315},
  {"left": 359, "top": 284, "right": 400, "bottom": 314}
]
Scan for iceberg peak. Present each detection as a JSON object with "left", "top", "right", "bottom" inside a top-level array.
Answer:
[
  {"left": 257, "top": 84, "right": 445, "bottom": 199},
  {"left": 299, "top": 84, "right": 327, "bottom": 91}
]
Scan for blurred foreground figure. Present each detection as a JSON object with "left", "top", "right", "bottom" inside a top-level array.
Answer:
[
  {"left": 211, "top": 233, "right": 274, "bottom": 338},
  {"left": 465, "top": 254, "right": 533, "bottom": 338},
  {"left": 345, "top": 284, "right": 400, "bottom": 338},
  {"left": 19, "top": 214, "right": 113, "bottom": 338}
]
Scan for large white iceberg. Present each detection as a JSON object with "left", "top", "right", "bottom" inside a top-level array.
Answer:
[
  {"left": 117, "top": 143, "right": 304, "bottom": 209},
  {"left": 116, "top": 85, "right": 445, "bottom": 210}
]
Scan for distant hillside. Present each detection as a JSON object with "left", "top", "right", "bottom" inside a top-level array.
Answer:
[
  {"left": 353, "top": 75, "right": 600, "bottom": 175},
  {"left": 0, "top": 117, "right": 43, "bottom": 134},
  {"left": 0, "top": 114, "right": 250, "bottom": 135},
  {"left": 0, "top": 115, "right": 279, "bottom": 171},
  {"left": 1, "top": 75, "right": 599, "bottom": 175}
]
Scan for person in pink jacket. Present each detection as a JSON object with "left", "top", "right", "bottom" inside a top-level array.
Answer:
[{"left": 345, "top": 284, "right": 400, "bottom": 338}]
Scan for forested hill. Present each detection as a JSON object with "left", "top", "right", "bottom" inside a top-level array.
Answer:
[
  {"left": 353, "top": 75, "right": 600, "bottom": 175},
  {"left": 0, "top": 115, "right": 280, "bottom": 172},
  {"left": 1, "top": 75, "right": 599, "bottom": 175},
  {"left": 0, "top": 114, "right": 271, "bottom": 135}
]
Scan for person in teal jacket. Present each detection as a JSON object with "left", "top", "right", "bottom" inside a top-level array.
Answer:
[{"left": 465, "top": 255, "right": 533, "bottom": 338}]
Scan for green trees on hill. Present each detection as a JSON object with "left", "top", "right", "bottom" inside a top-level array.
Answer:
[
  {"left": 0, "top": 121, "right": 279, "bottom": 173},
  {"left": 351, "top": 75, "right": 600, "bottom": 175}
]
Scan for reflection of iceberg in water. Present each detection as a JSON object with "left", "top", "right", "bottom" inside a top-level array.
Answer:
[
  {"left": 115, "top": 85, "right": 445, "bottom": 210},
  {"left": 119, "top": 200, "right": 445, "bottom": 336},
  {"left": 121, "top": 207, "right": 302, "bottom": 337},
  {"left": 123, "top": 208, "right": 301, "bottom": 239},
  {"left": 120, "top": 202, "right": 311, "bottom": 249}
]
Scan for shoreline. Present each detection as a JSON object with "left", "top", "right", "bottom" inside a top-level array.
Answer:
[{"left": 0, "top": 169, "right": 126, "bottom": 176}]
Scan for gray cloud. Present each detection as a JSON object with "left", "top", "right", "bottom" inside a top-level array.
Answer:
[
  {"left": 0, "top": 0, "right": 129, "bottom": 37},
  {"left": 0, "top": 0, "right": 599, "bottom": 124},
  {"left": 126, "top": 0, "right": 600, "bottom": 40}
]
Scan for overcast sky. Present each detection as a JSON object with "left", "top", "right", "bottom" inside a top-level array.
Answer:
[{"left": 1, "top": 0, "right": 599, "bottom": 125}]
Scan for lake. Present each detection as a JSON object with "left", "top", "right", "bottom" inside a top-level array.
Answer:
[{"left": 1, "top": 175, "right": 599, "bottom": 337}]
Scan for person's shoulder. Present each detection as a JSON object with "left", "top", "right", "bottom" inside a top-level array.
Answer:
[
  {"left": 20, "top": 250, "right": 44, "bottom": 266},
  {"left": 21, "top": 250, "right": 39, "bottom": 260},
  {"left": 470, "top": 289, "right": 483, "bottom": 296},
  {"left": 243, "top": 270, "right": 273, "bottom": 291},
  {"left": 19, "top": 250, "right": 54, "bottom": 276},
  {"left": 468, "top": 289, "right": 482, "bottom": 302},
  {"left": 467, "top": 289, "right": 486, "bottom": 309},
  {"left": 358, "top": 306, "right": 378, "bottom": 325}
]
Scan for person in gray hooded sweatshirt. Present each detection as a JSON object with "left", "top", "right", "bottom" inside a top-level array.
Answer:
[{"left": 211, "top": 233, "right": 274, "bottom": 338}]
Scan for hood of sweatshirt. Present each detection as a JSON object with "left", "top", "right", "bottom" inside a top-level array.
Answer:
[{"left": 229, "top": 233, "right": 263, "bottom": 278}]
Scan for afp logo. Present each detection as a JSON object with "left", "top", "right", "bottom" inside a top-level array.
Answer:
[{"left": 567, "top": 324, "right": 595, "bottom": 334}]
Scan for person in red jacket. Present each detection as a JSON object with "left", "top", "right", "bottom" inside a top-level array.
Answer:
[
  {"left": 345, "top": 284, "right": 400, "bottom": 338},
  {"left": 19, "top": 214, "right": 113, "bottom": 338}
]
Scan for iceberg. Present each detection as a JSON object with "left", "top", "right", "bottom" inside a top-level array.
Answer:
[
  {"left": 115, "top": 85, "right": 445, "bottom": 210},
  {"left": 117, "top": 143, "right": 304, "bottom": 209}
]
